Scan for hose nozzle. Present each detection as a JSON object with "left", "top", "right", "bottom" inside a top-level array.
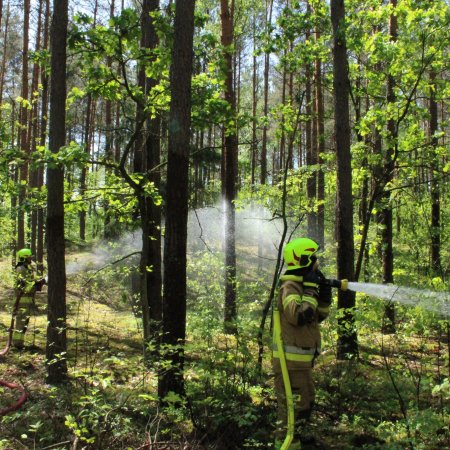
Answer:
[{"left": 320, "top": 278, "right": 349, "bottom": 291}]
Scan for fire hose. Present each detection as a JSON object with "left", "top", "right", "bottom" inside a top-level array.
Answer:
[
  {"left": 0, "top": 278, "right": 45, "bottom": 416},
  {"left": 0, "top": 292, "right": 29, "bottom": 416},
  {"left": 0, "top": 292, "right": 22, "bottom": 357},
  {"left": 274, "top": 277, "right": 348, "bottom": 449},
  {"left": 0, "top": 380, "right": 28, "bottom": 416}
]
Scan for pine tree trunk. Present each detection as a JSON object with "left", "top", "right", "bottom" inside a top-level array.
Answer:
[
  {"left": 381, "top": 0, "right": 397, "bottom": 334},
  {"left": 331, "top": 0, "right": 358, "bottom": 359},
  {"left": 429, "top": 70, "right": 441, "bottom": 276},
  {"left": 251, "top": 12, "right": 258, "bottom": 186},
  {"left": 79, "top": 94, "right": 92, "bottom": 241},
  {"left": 220, "top": 0, "right": 238, "bottom": 334},
  {"left": 17, "top": 0, "right": 31, "bottom": 250},
  {"left": 36, "top": 0, "right": 49, "bottom": 272},
  {"left": 0, "top": 1, "right": 10, "bottom": 122},
  {"left": 30, "top": 0, "right": 43, "bottom": 257},
  {"left": 278, "top": 56, "right": 287, "bottom": 178},
  {"left": 139, "top": 0, "right": 162, "bottom": 345},
  {"left": 158, "top": 0, "right": 195, "bottom": 400},
  {"left": 315, "top": 26, "right": 325, "bottom": 248},
  {"left": 104, "top": 0, "right": 115, "bottom": 239},
  {"left": 79, "top": 0, "right": 98, "bottom": 241},
  {"left": 305, "top": 5, "right": 316, "bottom": 239},
  {"left": 46, "top": 0, "right": 68, "bottom": 384},
  {"left": 260, "top": 0, "right": 273, "bottom": 185}
]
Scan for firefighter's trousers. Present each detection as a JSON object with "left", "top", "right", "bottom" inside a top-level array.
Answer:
[
  {"left": 12, "top": 296, "right": 34, "bottom": 349},
  {"left": 274, "top": 366, "right": 315, "bottom": 444}
]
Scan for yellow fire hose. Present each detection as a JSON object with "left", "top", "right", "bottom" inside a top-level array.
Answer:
[
  {"left": 273, "top": 278, "right": 348, "bottom": 449},
  {"left": 273, "top": 306, "right": 295, "bottom": 450}
]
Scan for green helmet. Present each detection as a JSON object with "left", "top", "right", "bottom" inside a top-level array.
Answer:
[
  {"left": 283, "top": 238, "right": 319, "bottom": 270},
  {"left": 17, "top": 248, "right": 33, "bottom": 261}
]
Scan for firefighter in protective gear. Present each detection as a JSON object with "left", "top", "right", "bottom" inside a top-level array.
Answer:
[
  {"left": 273, "top": 238, "right": 332, "bottom": 449},
  {"left": 13, "top": 248, "right": 44, "bottom": 349}
]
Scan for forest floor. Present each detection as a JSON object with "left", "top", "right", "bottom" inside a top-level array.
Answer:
[{"left": 0, "top": 252, "right": 449, "bottom": 450}]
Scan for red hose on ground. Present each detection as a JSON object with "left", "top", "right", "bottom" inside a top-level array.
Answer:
[
  {"left": 0, "top": 379, "right": 28, "bottom": 416},
  {"left": 1, "top": 309, "right": 28, "bottom": 416}
]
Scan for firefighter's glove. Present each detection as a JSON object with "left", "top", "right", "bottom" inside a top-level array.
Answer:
[
  {"left": 303, "top": 270, "right": 321, "bottom": 285},
  {"left": 318, "top": 283, "right": 332, "bottom": 304},
  {"left": 297, "top": 302, "right": 315, "bottom": 326},
  {"left": 34, "top": 278, "right": 46, "bottom": 292}
]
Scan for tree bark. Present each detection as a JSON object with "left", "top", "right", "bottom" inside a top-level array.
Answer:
[
  {"left": 315, "top": 26, "right": 325, "bottom": 249},
  {"left": 380, "top": 0, "right": 397, "bottom": 334},
  {"left": 139, "top": 0, "right": 162, "bottom": 345},
  {"left": 37, "top": 0, "right": 50, "bottom": 272},
  {"left": 46, "top": 0, "right": 68, "bottom": 384},
  {"left": 104, "top": 0, "right": 116, "bottom": 239},
  {"left": 158, "top": 0, "right": 195, "bottom": 400},
  {"left": 251, "top": 11, "right": 258, "bottom": 186},
  {"left": 305, "top": 4, "right": 316, "bottom": 239},
  {"left": 429, "top": 69, "right": 441, "bottom": 276},
  {"left": 220, "top": 0, "right": 238, "bottom": 334},
  {"left": 17, "top": 0, "right": 31, "bottom": 250},
  {"left": 331, "top": 0, "right": 358, "bottom": 359},
  {"left": 0, "top": 1, "right": 10, "bottom": 122},
  {"left": 260, "top": 0, "right": 273, "bottom": 185},
  {"left": 79, "top": 0, "right": 98, "bottom": 241},
  {"left": 30, "top": 0, "right": 44, "bottom": 258}
]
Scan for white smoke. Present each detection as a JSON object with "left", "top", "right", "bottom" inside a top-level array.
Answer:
[
  {"left": 65, "top": 230, "right": 142, "bottom": 275},
  {"left": 65, "top": 205, "right": 286, "bottom": 276}
]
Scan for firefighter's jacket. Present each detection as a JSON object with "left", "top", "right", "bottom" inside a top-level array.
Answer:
[
  {"left": 15, "top": 262, "right": 39, "bottom": 302},
  {"left": 273, "top": 273, "right": 332, "bottom": 370}
]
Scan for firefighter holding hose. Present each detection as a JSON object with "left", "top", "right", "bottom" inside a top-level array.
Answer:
[
  {"left": 12, "top": 248, "right": 45, "bottom": 350},
  {"left": 273, "top": 238, "right": 344, "bottom": 449}
]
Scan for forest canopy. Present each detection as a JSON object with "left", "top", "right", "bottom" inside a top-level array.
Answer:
[{"left": 0, "top": 0, "right": 449, "bottom": 449}]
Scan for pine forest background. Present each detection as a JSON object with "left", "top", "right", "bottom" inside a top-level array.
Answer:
[{"left": 0, "top": 0, "right": 449, "bottom": 449}]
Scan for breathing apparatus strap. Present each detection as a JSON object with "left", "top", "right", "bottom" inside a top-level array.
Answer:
[{"left": 273, "top": 305, "right": 296, "bottom": 450}]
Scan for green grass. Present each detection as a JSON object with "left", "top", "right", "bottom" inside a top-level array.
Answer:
[{"left": 0, "top": 250, "right": 449, "bottom": 449}]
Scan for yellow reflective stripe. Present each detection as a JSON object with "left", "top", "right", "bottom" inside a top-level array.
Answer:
[
  {"left": 19, "top": 297, "right": 34, "bottom": 304},
  {"left": 273, "top": 351, "right": 314, "bottom": 362},
  {"left": 283, "top": 294, "right": 302, "bottom": 310},
  {"left": 302, "top": 296, "right": 318, "bottom": 308},
  {"left": 280, "top": 275, "right": 303, "bottom": 283},
  {"left": 273, "top": 343, "right": 316, "bottom": 355},
  {"left": 303, "top": 281, "right": 319, "bottom": 288},
  {"left": 317, "top": 306, "right": 330, "bottom": 314}
]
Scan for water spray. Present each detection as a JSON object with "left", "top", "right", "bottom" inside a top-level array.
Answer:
[{"left": 319, "top": 278, "right": 449, "bottom": 317}]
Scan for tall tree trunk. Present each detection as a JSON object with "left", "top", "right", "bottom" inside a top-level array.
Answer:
[
  {"left": 46, "top": 0, "right": 68, "bottom": 384},
  {"left": 79, "top": 95, "right": 92, "bottom": 241},
  {"left": 278, "top": 55, "right": 287, "bottom": 179},
  {"left": 17, "top": 0, "right": 31, "bottom": 250},
  {"left": 315, "top": 26, "right": 325, "bottom": 249},
  {"left": 104, "top": 0, "right": 115, "bottom": 239},
  {"left": 0, "top": 1, "right": 10, "bottom": 122},
  {"left": 37, "top": 0, "right": 50, "bottom": 271},
  {"left": 220, "top": 0, "right": 238, "bottom": 334},
  {"left": 139, "top": 0, "right": 162, "bottom": 347},
  {"left": 158, "top": 0, "right": 195, "bottom": 400},
  {"left": 79, "top": 0, "right": 98, "bottom": 241},
  {"left": 429, "top": 69, "right": 441, "bottom": 276},
  {"left": 260, "top": 0, "right": 273, "bottom": 185},
  {"left": 331, "top": 0, "right": 358, "bottom": 359},
  {"left": 287, "top": 58, "right": 294, "bottom": 170},
  {"left": 305, "top": 4, "right": 316, "bottom": 240},
  {"left": 251, "top": 12, "right": 258, "bottom": 186},
  {"left": 381, "top": 0, "right": 397, "bottom": 334},
  {"left": 30, "top": 0, "right": 43, "bottom": 257}
]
